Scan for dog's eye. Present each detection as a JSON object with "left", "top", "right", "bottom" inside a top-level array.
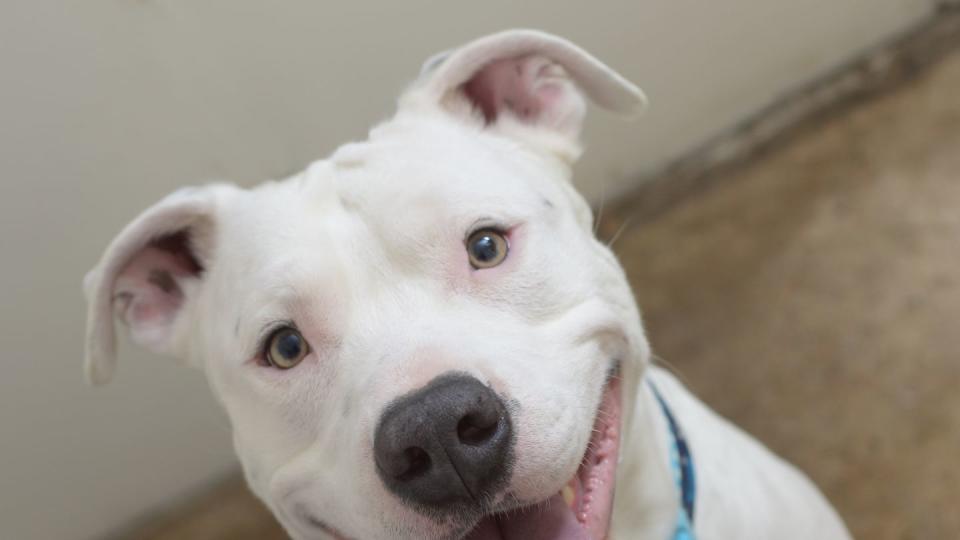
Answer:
[
  {"left": 466, "top": 228, "right": 509, "bottom": 269},
  {"left": 265, "top": 327, "right": 310, "bottom": 369}
]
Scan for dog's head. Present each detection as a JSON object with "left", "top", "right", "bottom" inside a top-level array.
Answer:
[{"left": 83, "top": 30, "right": 650, "bottom": 540}]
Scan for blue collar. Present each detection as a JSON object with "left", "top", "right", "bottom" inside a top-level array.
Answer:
[{"left": 648, "top": 380, "right": 697, "bottom": 540}]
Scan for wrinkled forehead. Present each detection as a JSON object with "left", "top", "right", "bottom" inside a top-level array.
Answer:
[
  {"left": 330, "top": 116, "right": 569, "bottom": 221},
  {"left": 215, "top": 117, "right": 568, "bottom": 287}
]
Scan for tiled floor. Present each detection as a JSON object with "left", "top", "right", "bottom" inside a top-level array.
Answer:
[{"left": 128, "top": 48, "right": 960, "bottom": 540}]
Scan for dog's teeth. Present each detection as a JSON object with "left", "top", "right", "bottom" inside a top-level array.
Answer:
[{"left": 562, "top": 484, "right": 576, "bottom": 508}]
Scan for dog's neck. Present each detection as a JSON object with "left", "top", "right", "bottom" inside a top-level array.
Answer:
[{"left": 611, "top": 368, "right": 687, "bottom": 539}]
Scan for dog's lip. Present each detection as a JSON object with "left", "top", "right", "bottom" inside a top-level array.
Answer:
[
  {"left": 462, "top": 363, "right": 623, "bottom": 540},
  {"left": 294, "top": 506, "right": 352, "bottom": 540}
]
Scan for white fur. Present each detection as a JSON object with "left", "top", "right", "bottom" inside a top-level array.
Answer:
[{"left": 83, "top": 30, "right": 850, "bottom": 540}]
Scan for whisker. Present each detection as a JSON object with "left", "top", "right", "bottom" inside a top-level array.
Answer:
[
  {"left": 650, "top": 353, "right": 694, "bottom": 388},
  {"left": 593, "top": 182, "right": 608, "bottom": 237},
  {"left": 605, "top": 214, "right": 636, "bottom": 251}
]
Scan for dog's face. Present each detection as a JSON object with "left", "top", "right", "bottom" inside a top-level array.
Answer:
[{"left": 84, "top": 31, "right": 650, "bottom": 540}]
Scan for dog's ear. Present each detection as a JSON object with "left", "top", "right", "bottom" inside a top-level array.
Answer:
[
  {"left": 403, "top": 29, "right": 647, "bottom": 161},
  {"left": 83, "top": 184, "right": 234, "bottom": 385}
]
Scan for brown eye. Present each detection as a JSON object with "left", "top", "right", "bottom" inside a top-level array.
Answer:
[
  {"left": 466, "top": 229, "right": 508, "bottom": 269},
  {"left": 265, "top": 327, "right": 309, "bottom": 369}
]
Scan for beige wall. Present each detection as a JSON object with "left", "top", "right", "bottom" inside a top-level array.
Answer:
[{"left": 0, "top": 1, "right": 935, "bottom": 539}]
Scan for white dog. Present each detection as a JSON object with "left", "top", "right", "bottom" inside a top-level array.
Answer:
[{"left": 83, "top": 30, "right": 851, "bottom": 540}]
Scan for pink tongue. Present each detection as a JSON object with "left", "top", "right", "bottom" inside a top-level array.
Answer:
[{"left": 464, "top": 493, "right": 589, "bottom": 540}]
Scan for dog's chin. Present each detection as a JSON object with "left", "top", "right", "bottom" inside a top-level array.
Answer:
[{"left": 462, "top": 368, "right": 623, "bottom": 540}]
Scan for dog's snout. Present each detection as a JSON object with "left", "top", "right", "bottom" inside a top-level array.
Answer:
[{"left": 373, "top": 373, "right": 513, "bottom": 510}]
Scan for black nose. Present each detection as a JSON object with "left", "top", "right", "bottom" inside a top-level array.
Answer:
[{"left": 374, "top": 373, "right": 513, "bottom": 510}]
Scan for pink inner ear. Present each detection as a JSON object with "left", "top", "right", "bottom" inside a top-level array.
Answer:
[
  {"left": 112, "top": 231, "right": 202, "bottom": 341},
  {"left": 462, "top": 55, "right": 570, "bottom": 124}
]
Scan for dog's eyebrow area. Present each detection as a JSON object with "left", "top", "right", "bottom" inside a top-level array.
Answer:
[{"left": 232, "top": 277, "right": 339, "bottom": 364}]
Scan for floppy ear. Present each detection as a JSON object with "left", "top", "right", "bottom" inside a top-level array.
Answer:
[
  {"left": 83, "top": 184, "right": 233, "bottom": 385},
  {"left": 405, "top": 29, "right": 646, "bottom": 160}
]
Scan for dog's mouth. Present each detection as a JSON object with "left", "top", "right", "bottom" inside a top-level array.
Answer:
[{"left": 463, "top": 366, "right": 623, "bottom": 540}]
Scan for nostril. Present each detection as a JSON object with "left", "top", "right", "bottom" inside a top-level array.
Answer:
[
  {"left": 457, "top": 412, "right": 500, "bottom": 446},
  {"left": 396, "top": 447, "right": 431, "bottom": 482}
]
